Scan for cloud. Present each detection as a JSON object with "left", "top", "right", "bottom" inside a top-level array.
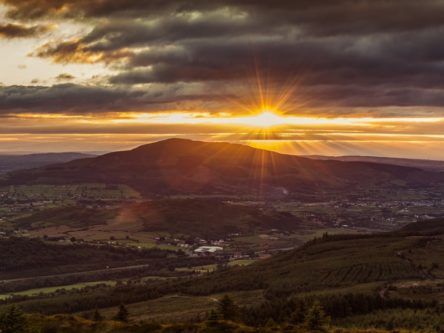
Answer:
[
  {"left": 2, "top": 0, "right": 444, "bottom": 112},
  {"left": 3, "top": 0, "right": 444, "bottom": 36},
  {"left": 0, "top": 83, "right": 229, "bottom": 114},
  {"left": 34, "top": 38, "right": 133, "bottom": 64},
  {"left": 55, "top": 73, "right": 75, "bottom": 81},
  {"left": 0, "top": 23, "right": 50, "bottom": 38}
]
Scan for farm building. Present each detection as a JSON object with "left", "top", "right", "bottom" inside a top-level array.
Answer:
[{"left": 194, "top": 246, "right": 223, "bottom": 254}]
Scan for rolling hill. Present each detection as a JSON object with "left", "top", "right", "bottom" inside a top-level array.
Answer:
[
  {"left": 182, "top": 219, "right": 444, "bottom": 297},
  {"left": 14, "top": 199, "right": 300, "bottom": 239},
  {"left": 306, "top": 155, "right": 444, "bottom": 172},
  {"left": 7, "top": 218, "right": 444, "bottom": 325},
  {"left": 0, "top": 153, "right": 94, "bottom": 174},
  {"left": 2, "top": 139, "right": 444, "bottom": 197}
]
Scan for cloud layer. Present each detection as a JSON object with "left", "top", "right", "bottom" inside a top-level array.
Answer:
[{"left": 2, "top": 0, "right": 444, "bottom": 115}]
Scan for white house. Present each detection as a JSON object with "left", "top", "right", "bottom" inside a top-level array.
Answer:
[{"left": 194, "top": 246, "right": 223, "bottom": 254}]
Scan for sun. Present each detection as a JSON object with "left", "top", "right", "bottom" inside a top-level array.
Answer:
[{"left": 239, "top": 110, "right": 286, "bottom": 128}]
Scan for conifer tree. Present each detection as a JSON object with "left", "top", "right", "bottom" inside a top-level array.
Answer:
[
  {"left": 217, "top": 295, "right": 238, "bottom": 321},
  {"left": 114, "top": 304, "right": 129, "bottom": 322},
  {"left": 304, "top": 301, "right": 329, "bottom": 330},
  {"left": 93, "top": 308, "right": 103, "bottom": 322},
  {"left": 0, "top": 306, "right": 27, "bottom": 333}
]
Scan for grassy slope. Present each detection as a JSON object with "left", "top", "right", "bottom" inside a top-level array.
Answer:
[
  {"left": 338, "top": 308, "right": 444, "bottom": 331},
  {"left": 0, "top": 237, "right": 179, "bottom": 279},
  {"left": 124, "top": 199, "right": 299, "bottom": 238},
  {"left": 26, "top": 314, "right": 419, "bottom": 333},
  {"left": 0, "top": 184, "right": 140, "bottom": 201},
  {"left": 14, "top": 206, "right": 116, "bottom": 229},
  {"left": 13, "top": 199, "right": 301, "bottom": 239},
  {"left": 183, "top": 220, "right": 444, "bottom": 295},
  {"left": 96, "top": 290, "right": 264, "bottom": 323},
  {"left": 3, "top": 220, "right": 443, "bottom": 325}
]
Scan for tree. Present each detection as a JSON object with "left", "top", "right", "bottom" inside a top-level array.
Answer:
[
  {"left": 93, "top": 308, "right": 103, "bottom": 322},
  {"left": 217, "top": 295, "right": 238, "bottom": 321},
  {"left": 114, "top": 304, "right": 129, "bottom": 322},
  {"left": 208, "top": 310, "right": 219, "bottom": 321},
  {"left": 0, "top": 306, "right": 27, "bottom": 333},
  {"left": 290, "top": 302, "right": 305, "bottom": 324},
  {"left": 304, "top": 301, "right": 329, "bottom": 331}
]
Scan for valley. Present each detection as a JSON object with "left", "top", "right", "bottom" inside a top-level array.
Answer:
[{"left": 0, "top": 140, "right": 443, "bottom": 332}]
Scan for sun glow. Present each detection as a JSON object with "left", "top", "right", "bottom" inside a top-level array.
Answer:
[
  {"left": 238, "top": 110, "right": 286, "bottom": 128},
  {"left": 108, "top": 111, "right": 444, "bottom": 129}
]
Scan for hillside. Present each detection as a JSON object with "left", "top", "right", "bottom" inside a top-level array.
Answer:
[
  {"left": 114, "top": 199, "right": 299, "bottom": 238},
  {"left": 0, "top": 153, "right": 94, "bottom": 174},
  {"left": 3, "top": 139, "right": 444, "bottom": 198},
  {"left": 4, "top": 219, "right": 443, "bottom": 330},
  {"left": 0, "top": 237, "right": 185, "bottom": 280},
  {"left": 13, "top": 199, "right": 301, "bottom": 239},
  {"left": 182, "top": 219, "right": 444, "bottom": 296},
  {"left": 400, "top": 219, "right": 444, "bottom": 235},
  {"left": 306, "top": 155, "right": 444, "bottom": 172}
]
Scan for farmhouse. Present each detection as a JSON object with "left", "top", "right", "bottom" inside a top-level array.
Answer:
[{"left": 194, "top": 246, "right": 223, "bottom": 255}]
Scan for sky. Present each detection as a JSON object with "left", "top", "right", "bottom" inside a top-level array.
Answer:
[{"left": 1, "top": 0, "right": 444, "bottom": 159}]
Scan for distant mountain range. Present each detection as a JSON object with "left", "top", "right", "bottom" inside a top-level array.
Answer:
[
  {"left": 305, "top": 155, "right": 444, "bottom": 172},
  {"left": 2, "top": 139, "right": 444, "bottom": 197},
  {"left": 0, "top": 153, "right": 94, "bottom": 174}
]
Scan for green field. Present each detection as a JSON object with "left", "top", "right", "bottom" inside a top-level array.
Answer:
[
  {"left": 96, "top": 290, "right": 264, "bottom": 322},
  {"left": 0, "top": 184, "right": 140, "bottom": 201},
  {"left": 228, "top": 259, "right": 257, "bottom": 267},
  {"left": 0, "top": 281, "right": 115, "bottom": 300}
]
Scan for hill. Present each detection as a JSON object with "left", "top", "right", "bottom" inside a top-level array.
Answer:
[
  {"left": 2, "top": 139, "right": 444, "bottom": 198},
  {"left": 4, "top": 219, "right": 443, "bottom": 331},
  {"left": 306, "top": 155, "right": 444, "bottom": 172},
  {"left": 114, "top": 199, "right": 299, "bottom": 238},
  {"left": 400, "top": 219, "right": 444, "bottom": 235},
  {"left": 0, "top": 153, "right": 94, "bottom": 174},
  {"left": 13, "top": 199, "right": 300, "bottom": 239},
  {"left": 182, "top": 219, "right": 444, "bottom": 296},
  {"left": 0, "top": 237, "right": 188, "bottom": 280}
]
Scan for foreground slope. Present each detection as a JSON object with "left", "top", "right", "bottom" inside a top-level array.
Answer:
[
  {"left": 2, "top": 220, "right": 444, "bottom": 327},
  {"left": 3, "top": 220, "right": 444, "bottom": 318},
  {"left": 3, "top": 139, "right": 443, "bottom": 197},
  {"left": 183, "top": 219, "right": 444, "bottom": 296}
]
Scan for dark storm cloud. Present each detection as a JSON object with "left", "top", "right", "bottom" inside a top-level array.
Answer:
[
  {"left": 1, "top": 0, "right": 203, "bottom": 20},
  {"left": 4, "top": 0, "right": 444, "bottom": 35},
  {"left": 303, "top": 85, "right": 444, "bottom": 109},
  {"left": 110, "top": 35, "right": 444, "bottom": 88},
  {"left": 33, "top": 12, "right": 285, "bottom": 63},
  {"left": 0, "top": 84, "right": 227, "bottom": 114},
  {"left": 3, "top": 0, "right": 444, "bottom": 112},
  {"left": 0, "top": 23, "right": 50, "bottom": 38}
]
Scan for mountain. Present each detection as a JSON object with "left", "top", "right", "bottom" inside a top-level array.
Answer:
[
  {"left": 0, "top": 153, "right": 94, "bottom": 174},
  {"left": 2, "top": 139, "right": 444, "bottom": 197},
  {"left": 305, "top": 155, "right": 444, "bottom": 172},
  {"left": 2, "top": 139, "right": 443, "bottom": 196}
]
